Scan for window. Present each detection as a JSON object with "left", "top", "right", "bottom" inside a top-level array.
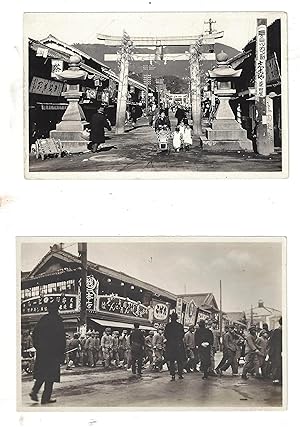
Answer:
[
  {"left": 40, "top": 284, "right": 48, "bottom": 295},
  {"left": 48, "top": 283, "right": 57, "bottom": 293},
  {"left": 66, "top": 279, "right": 75, "bottom": 293},
  {"left": 24, "top": 289, "right": 31, "bottom": 299},
  {"left": 32, "top": 286, "right": 39, "bottom": 297},
  {"left": 21, "top": 290, "right": 25, "bottom": 300}
]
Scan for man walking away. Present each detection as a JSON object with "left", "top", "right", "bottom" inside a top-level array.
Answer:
[
  {"left": 29, "top": 300, "right": 66, "bottom": 405},
  {"left": 130, "top": 323, "right": 145, "bottom": 377},
  {"left": 85, "top": 331, "right": 96, "bottom": 368},
  {"left": 153, "top": 328, "right": 164, "bottom": 371},
  {"left": 195, "top": 320, "right": 213, "bottom": 379},
  {"left": 164, "top": 312, "right": 186, "bottom": 381},
  {"left": 269, "top": 317, "right": 282, "bottom": 385},
  {"left": 242, "top": 326, "right": 260, "bottom": 380},
  {"left": 216, "top": 325, "right": 229, "bottom": 374},
  {"left": 101, "top": 328, "right": 113, "bottom": 370},
  {"left": 256, "top": 330, "right": 269, "bottom": 378},
  {"left": 112, "top": 331, "right": 120, "bottom": 367},
  {"left": 219, "top": 325, "right": 239, "bottom": 376},
  {"left": 144, "top": 331, "right": 154, "bottom": 366},
  {"left": 89, "top": 105, "right": 111, "bottom": 153},
  {"left": 184, "top": 325, "right": 196, "bottom": 373}
]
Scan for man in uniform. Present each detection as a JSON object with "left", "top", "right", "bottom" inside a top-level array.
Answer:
[
  {"left": 144, "top": 330, "right": 154, "bottom": 367},
  {"left": 85, "top": 331, "right": 96, "bottom": 368},
  {"left": 242, "top": 326, "right": 261, "bottom": 380},
  {"left": 29, "top": 300, "right": 66, "bottom": 404},
  {"left": 184, "top": 325, "right": 196, "bottom": 372},
  {"left": 219, "top": 325, "right": 239, "bottom": 376},
  {"left": 94, "top": 331, "right": 101, "bottom": 367},
  {"left": 112, "top": 331, "right": 120, "bottom": 367},
  {"left": 153, "top": 328, "right": 164, "bottom": 371},
  {"left": 101, "top": 328, "right": 113, "bottom": 369}
]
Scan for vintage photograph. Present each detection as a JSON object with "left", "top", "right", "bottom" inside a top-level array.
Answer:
[
  {"left": 17, "top": 237, "right": 285, "bottom": 410},
  {"left": 24, "top": 12, "right": 287, "bottom": 177}
]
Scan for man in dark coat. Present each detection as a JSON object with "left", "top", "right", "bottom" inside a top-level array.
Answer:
[
  {"left": 269, "top": 317, "right": 282, "bottom": 385},
  {"left": 195, "top": 320, "right": 213, "bottom": 379},
  {"left": 175, "top": 105, "right": 186, "bottom": 125},
  {"left": 129, "top": 323, "right": 145, "bottom": 376},
  {"left": 29, "top": 300, "right": 66, "bottom": 404},
  {"left": 164, "top": 312, "right": 186, "bottom": 381},
  {"left": 89, "top": 106, "right": 111, "bottom": 153}
]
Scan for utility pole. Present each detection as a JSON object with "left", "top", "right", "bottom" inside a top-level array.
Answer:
[
  {"left": 115, "top": 31, "right": 133, "bottom": 135},
  {"left": 250, "top": 304, "right": 254, "bottom": 325},
  {"left": 78, "top": 242, "right": 87, "bottom": 334},
  {"left": 255, "top": 18, "right": 273, "bottom": 155},
  {"left": 219, "top": 279, "right": 223, "bottom": 350}
]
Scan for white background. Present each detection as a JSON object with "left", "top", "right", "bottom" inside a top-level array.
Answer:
[{"left": 0, "top": 0, "right": 299, "bottom": 424}]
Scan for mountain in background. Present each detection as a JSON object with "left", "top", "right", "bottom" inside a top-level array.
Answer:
[{"left": 73, "top": 42, "right": 240, "bottom": 93}]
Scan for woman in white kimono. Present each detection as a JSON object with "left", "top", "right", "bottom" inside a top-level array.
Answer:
[
  {"left": 182, "top": 119, "right": 193, "bottom": 150},
  {"left": 172, "top": 126, "right": 182, "bottom": 152}
]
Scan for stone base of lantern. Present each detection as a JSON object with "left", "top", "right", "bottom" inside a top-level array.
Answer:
[
  {"left": 50, "top": 130, "right": 88, "bottom": 153},
  {"left": 203, "top": 119, "right": 253, "bottom": 152}
]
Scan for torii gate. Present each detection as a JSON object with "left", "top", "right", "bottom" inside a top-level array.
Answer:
[{"left": 97, "top": 24, "right": 223, "bottom": 136}]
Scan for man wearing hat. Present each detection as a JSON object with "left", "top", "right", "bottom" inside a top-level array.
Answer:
[
  {"left": 218, "top": 325, "right": 239, "bottom": 376},
  {"left": 85, "top": 331, "right": 96, "bottom": 368},
  {"left": 164, "top": 312, "right": 186, "bottom": 381},
  {"left": 241, "top": 325, "right": 260, "bottom": 380},
  {"left": 29, "top": 300, "right": 66, "bottom": 405},
  {"left": 89, "top": 105, "right": 112, "bottom": 153},
  {"left": 130, "top": 323, "right": 145, "bottom": 376},
  {"left": 94, "top": 332, "right": 101, "bottom": 367},
  {"left": 195, "top": 320, "right": 214, "bottom": 379},
  {"left": 101, "top": 328, "right": 113, "bottom": 369}
]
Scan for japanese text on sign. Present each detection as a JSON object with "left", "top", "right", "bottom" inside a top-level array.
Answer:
[
  {"left": 29, "top": 76, "right": 65, "bottom": 97},
  {"left": 255, "top": 24, "right": 267, "bottom": 98},
  {"left": 21, "top": 294, "right": 78, "bottom": 314},
  {"left": 99, "top": 294, "right": 149, "bottom": 319}
]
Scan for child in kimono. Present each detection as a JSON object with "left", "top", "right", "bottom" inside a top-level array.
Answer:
[{"left": 172, "top": 126, "right": 182, "bottom": 152}]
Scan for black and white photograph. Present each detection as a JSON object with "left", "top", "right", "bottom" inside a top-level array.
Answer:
[
  {"left": 17, "top": 237, "right": 286, "bottom": 410},
  {"left": 24, "top": 11, "right": 287, "bottom": 178}
]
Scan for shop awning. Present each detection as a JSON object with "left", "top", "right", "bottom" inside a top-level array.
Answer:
[{"left": 91, "top": 318, "right": 155, "bottom": 331}]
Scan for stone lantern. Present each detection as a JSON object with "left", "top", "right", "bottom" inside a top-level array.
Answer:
[
  {"left": 50, "top": 54, "right": 88, "bottom": 153},
  {"left": 204, "top": 51, "right": 252, "bottom": 151}
]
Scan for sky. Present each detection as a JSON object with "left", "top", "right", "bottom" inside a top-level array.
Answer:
[
  {"left": 20, "top": 239, "right": 283, "bottom": 313},
  {"left": 24, "top": 12, "right": 279, "bottom": 51}
]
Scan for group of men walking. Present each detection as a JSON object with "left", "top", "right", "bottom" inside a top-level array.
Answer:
[
  {"left": 216, "top": 320, "right": 282, "bottom": 384},
  {"left": 65, "top": 328, "right": 132, "bottom": 370},
  {"left": 27, "top": 299, "right": 283, "bottom": 405}
]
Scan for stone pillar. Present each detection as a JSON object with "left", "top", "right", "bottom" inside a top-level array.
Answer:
[
  {"left": 189, "top": 45, "right": 202, "bottom": 137},
  {"left": 115, "top": 31, "right": 133, "bottom": 135}
]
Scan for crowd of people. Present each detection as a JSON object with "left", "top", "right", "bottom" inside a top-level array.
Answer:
[
  {"left": 60, "top": 316, "right": 282, "bottom": 385},
  {"left": 26, "top": 299, "right": 282, "bottom": 404}
]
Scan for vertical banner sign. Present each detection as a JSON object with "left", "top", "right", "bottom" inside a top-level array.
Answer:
[
  {"left": 255, "top": 23, "right": 267, "bottom": 99},
  {"left": 51, "top": 59, "right": 64, "bottom": 78},
  {"left": 79, "top": 275, "right": 99, "bottom": 312},
  {"left": 266, "top": 95, "right": 274, "bottom": 152},
  {"left": 176, "top": 298, "right": 183, "bottom": 323},
  {"left": 255, "top": 19, "right": 273, "bottom": 155},
  {"left": 184, "top": 299, "right": 197, "bottom": 327}
]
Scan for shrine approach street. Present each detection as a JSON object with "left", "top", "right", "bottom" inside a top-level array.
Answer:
[
  {"left": 28, "top": 113, "right": 282, "bottom": 173},
  {"left": 21, "top": 358, "right": 282, "bottom": 409}
]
